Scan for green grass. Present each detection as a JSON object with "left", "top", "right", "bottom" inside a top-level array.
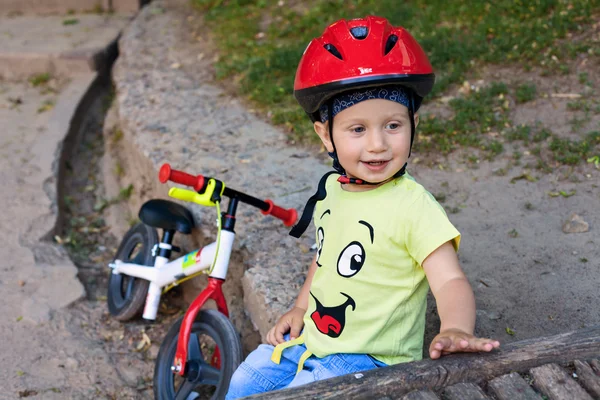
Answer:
[
  {"left": 416, "top": 82, "right": 510, "bottom": 156},
  {"left": 515, "top": 83, "right": 537, "bottom": 104},
  {"left": 549, "top": 131, "right": 599, "bottom": 165},
  {"left": 28, "top": 73, "right": 51, "bottom": 87},
  {"left": 62, "top": 18, "right": 79, "bottom": 25},
  {"left": 193, "top": 0, "right": 598, "bottom": 143}
]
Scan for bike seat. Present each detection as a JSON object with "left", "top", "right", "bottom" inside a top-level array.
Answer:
[{"left": 138, "top": 199, "right": 194, "bottom": 234}]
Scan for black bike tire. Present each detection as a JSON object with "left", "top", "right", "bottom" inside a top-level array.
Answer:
[
  {"left": 107, "top": 222, "right": 158, "bottom": 321},
  {"left": 153, "top": 309, "right": 243, "bottom": 400}
]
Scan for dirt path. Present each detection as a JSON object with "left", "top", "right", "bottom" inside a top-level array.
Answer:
[{"left": 0, "top": 77, "right": 146, "bottom": 399}]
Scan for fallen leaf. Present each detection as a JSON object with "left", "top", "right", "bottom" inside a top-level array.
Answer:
[
  {"left": 510, "top": 173, "right": 538, "bottom": 184},
  {"left": 135, "top": 332, "right": 152, "bottom": 352},
  {"left": 289, "top": 153, "right": 309, "bottom": 159},
  {"left": 18, "top": 389, "right": 37, "bottom": 398},
  {"left": 9, "top": 97, "right": 23, "bottom": 105},
  {"left": 559, "top": 190, "right": 576, "bottom": 197},
  {"left": 505, "top": 327, "right": 516, "bottom": 336},
  {"left": 548, "top": 190, "right": 576, "bottom": 198},
  {"left": 37, "top": 100, "right": 54, "bottom": 113}
]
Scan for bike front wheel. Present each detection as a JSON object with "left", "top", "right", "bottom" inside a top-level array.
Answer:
[
  {"left": 154, "top": 310, "right": 243, "bottom": 400},
  {"left": 107, "top": 222, "right": 158, "bottom": 321}
]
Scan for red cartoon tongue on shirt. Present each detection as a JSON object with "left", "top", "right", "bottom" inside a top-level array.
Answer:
[
  {"left": 309, "top": 292, "right": 356, "bottom": 338},
  {"left": 311, "top": 312, "right": 342, "bottom": 335}
]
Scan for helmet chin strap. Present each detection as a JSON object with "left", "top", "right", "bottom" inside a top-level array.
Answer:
[{"left": 327, "top": 93, "right": 416, "bottom": 185}]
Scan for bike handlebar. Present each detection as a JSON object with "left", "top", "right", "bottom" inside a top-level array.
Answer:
[
  {"left": 261, "top": 200, "right": 298, "bottom": 227},
  {"left": 159, "top": 163, "right": 297, "bottom": 227},
  {"left": 159, "top": 164, "right": 205, "bottom": 192}
]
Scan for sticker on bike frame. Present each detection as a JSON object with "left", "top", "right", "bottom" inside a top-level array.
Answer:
[{"left": 182, "top": 250, "right": 199, "bottom": 269}]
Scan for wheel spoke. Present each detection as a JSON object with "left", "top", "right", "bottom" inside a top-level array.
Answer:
[
  {"left": 188, "top": 333, "right": 220, "bottom": 386},
  {"left": 174, "top": 378, "right": 197, "bottom": 400},
  {"left": 198, "top": 364, "right": 220, "bottom": 386},
  {"left": 188, "top": 333, "right": 202, "bottom": 359}
]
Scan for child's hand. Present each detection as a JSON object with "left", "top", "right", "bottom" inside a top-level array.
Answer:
[
  {"left": 266, "top": 306, "right": 306, "bottom": 346},
  {"left": 429, "top": 329, "right": 500, "bottom": 360}
]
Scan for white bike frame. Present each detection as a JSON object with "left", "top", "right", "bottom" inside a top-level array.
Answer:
[{"left": 108, "top": 229, "right": 235, "bottom": 320}]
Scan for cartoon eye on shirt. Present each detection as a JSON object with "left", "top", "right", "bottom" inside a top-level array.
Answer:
[
  {"left": 337, "top": 241, "right": 365, "bottom": 277},
  {"left": 310, "top": 210, "right": 375, "bottom": 338}
]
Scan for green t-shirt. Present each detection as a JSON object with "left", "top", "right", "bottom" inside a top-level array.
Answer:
[{"left": 303, "top": 174, "right": 461, "bottom": 365}]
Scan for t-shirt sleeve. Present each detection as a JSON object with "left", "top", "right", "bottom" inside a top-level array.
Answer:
[{"left": 404, "top": 191, "right": 461, "bottom": 266}]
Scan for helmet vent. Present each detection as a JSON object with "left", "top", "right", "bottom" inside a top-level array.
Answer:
[
  {"left": 384, "top": 34, "right": 398, "bottom": 55},
  {"left": 324, "top": 43, "right": 343, "bottom": 60},
  {"left": 350, "top": 26, "right": 368, "bottom": 40}
]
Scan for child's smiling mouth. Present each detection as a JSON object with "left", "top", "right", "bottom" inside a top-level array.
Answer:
[{"left": 361, "top": 160, "right": 390, "bottom": 171}]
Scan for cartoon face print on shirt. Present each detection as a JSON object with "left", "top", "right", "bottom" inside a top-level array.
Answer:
[{"left": 310, "top": 208, "right": 375, "bottom": 338}]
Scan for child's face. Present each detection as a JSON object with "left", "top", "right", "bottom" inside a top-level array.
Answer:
[{"left": 315, "top": 99, "right": 418, "bottom": 188}]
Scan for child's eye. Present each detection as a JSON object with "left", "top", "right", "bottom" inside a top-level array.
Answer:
[
  {"left": 351, "top": 126, "right": 365, "bottom": 133},
  {"left": 386, "top": 122, "right": 401, "bottom": 130}
]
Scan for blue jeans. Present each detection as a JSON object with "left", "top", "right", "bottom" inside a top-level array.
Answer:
[{"left": 225, "top": 335, "right": 386, "bottom": 399}]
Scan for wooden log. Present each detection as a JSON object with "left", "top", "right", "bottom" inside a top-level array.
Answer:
[
  {"left": 574, "top": 359, "right": 600, "bottom": 398},
  {"left": 530, "top": 363, "right": 593, "bottom": 400},
  {"left": 401, "top": 390, "right": 440, "bottom": 400},
  {"left": 443, "top": 382, "right": 490, "bottom": 399},
  {"left": 245, "top": 325, "right": 600, "bottom": 399},
  {"left": 488, "top": 372, "right": 543, "bottom": 400}
]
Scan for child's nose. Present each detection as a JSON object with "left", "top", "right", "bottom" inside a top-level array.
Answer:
[{"left": 366, "top": 130, "right": 387, "bottom": 152}]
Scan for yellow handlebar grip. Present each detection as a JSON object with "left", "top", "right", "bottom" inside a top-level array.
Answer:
[
  {"left": 168, "top": 187, "right": 199, "bottom": 203},
  {"left": 168, "top": 179, "right": 225, "bottom": 207}
]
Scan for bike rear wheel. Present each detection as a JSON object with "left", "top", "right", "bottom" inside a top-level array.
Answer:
[
  {"left": 107, "top": 222, "right": 158, "bottom": 321},
  {"left": 154, "top": 310, "right": 243, "bottom": 400}
]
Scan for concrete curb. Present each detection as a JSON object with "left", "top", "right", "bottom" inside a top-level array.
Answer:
[
  {"left": 14, "top": 17, "right": 124, "bottom": 319},
  {"left": 23, "top": 74, "right": 102, "bottom": 320},
  {"left": 0, "top": 14, "right": 128, "bottom": 80},
  {"left": 24, "top": 74, "right": 127, "bottom": 324},
  {"left": 109, "top": 0, "right": 330, "bottom": 344}
]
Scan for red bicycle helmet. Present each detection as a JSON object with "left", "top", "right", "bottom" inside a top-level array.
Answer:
[{"left": 294, "top": 16, "right": 435, "bottom": 122}]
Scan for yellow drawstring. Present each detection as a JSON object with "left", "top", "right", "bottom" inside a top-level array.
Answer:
[
  {"left": 296, "top": 349, "right": 313, "bottom": 374},
  {"left": 270, "top": 334, "right": 313, "bottom": 374}
]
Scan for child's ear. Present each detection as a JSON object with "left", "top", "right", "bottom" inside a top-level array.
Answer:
[
  {"left": 414, "top": 113, "right": 420, "bottom": 129},
  {"left": 314, "top": 121, "right": 334, "bottom": 153}
]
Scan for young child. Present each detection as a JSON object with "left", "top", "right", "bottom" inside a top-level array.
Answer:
[{"left": 226, "top": 16, "right": 499, "bottom": 399}]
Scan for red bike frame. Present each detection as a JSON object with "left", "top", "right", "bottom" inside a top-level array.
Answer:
[{"left": 173, "top": 277, "right": 229, "bottom": 376}]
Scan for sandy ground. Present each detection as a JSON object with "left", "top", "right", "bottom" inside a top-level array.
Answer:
[
  {"left": 413, "top": 63, "right": 600, "bottom": 346},
  {"left": 0, "top": 79, "right": 148, "bottom": 399}
]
